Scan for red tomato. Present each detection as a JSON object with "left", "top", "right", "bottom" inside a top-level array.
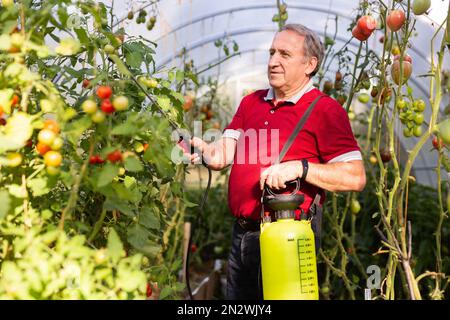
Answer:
[
  {"left": 182, "top": 95, "right": 194, "bottom": 111},
  {"left": 357, "top": 15, "right": 377, "bottom": 36},
  {"left": 82, "top": 79, "right": 91, "bottom": 88},
  {"left": 36, "top": 142, "right": 52, "bottom": 155},
  {"left": 380, "top": 149, "right": 392, "bottom": 163},
  {"left": 143, "top": 143, "right": 149, "bottom": 152},
  {"left": 352, "top": 26, "right": 369, "bottom": 41},
  {"left": 432, "top": 136, "right": 444, "bottom": 150},
  {"left": 96, "top": 86, "right": 113, "bottom": 99},
  {"left": 107, "top": 150, "right": 122, "bottom": 163},
  {"left": 43, "top": 119, "right": 60, "bottom": 133},
  {"left": 0, "top": 118, "right": 5, "bottom": 126},
  {"left": 11, "top": 94, "right": 20, "bottom": 106},
  {"left": 89, "top": 156, "right": 99, "bottom": 164},
  {"left": 146, "top": 283, "right": 152, "bottom": 298},
  {"left": 190, "top": 243, "right": 197, "bottom": 253},
  {"left": 387, "top": 9, "right": 406, "bottom": 32},
  {"left": 100, "top": 99, "right": 115, "bottom": 114}
]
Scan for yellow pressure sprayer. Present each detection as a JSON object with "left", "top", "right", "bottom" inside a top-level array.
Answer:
[
  {"left": 260, "top": 179, "right": 319, "bottom": 300},
  {"left": 259, "top": 95, "right": 324, "bottom": 300}
]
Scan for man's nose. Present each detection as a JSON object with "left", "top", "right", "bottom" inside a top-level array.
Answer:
[{"left": 268, "top": 54, "right": 280, "bottom": 68}]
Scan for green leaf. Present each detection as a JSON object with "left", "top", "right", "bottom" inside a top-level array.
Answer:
[
  {"left": 103, "top": 197, "right": 134, "bottom": 216},
  {"left": 65, "top": 117, "right": 92, "bottom": 145},
  {"left": 171, "top": 91, "right": 184, "bottom": 103},
  {"left": 97, "top": 163, "right": 119, "bottom": 188},
  {"left": 139, "top": 206, "right": 160, "bottom": 230},
  {"left": 57, "top": 6, "right": 69, "bottom": 27},
  {"left": 127, "top": 223, "right": 151, "bottom": 248},
  {"left": 74, "top": 28, "right": 89, "bottom": 45},
  {"left": 159, "top": 287, "right": 172, "bottom": 300},
  {"left": 175, "top": 70, "right": 184, "bottom": 83},
  {"left": 124, "top": 157, "right": 143, "bottom": 172},
  {"left": 27, "top": 177, "right": 50, "bottom": 197},
  {"left": 107, "top": 228, "right": 125, "bottom": 262},
  {"left": 124, "top": 176, "right": 137, "bottom": 188},
  {"left": 0, "top": 190, "right": 11, "bottom": 220},
  {"left": 112, "top": 183, "right": 142, "bottom": 202},
  {"left": 108, "top": 54, "right": 132, "bottom": 76},
  {"left": 183, "top": 197, "right": 198, "bottom": 208},
  {"left": 0, "top": 112, "right": 33, "bottom": 153},
  {"left": 125, "top": 51, "right": 143, "bottom": 69},
  {"left": 156, "top": 96, "right": 171, "bottom": 111},
  {"left": 111, "top": 122, "right": 138, "bottom": 135},
  {"left": 8, "top": 184, "right": 27, "bottom": 199}
]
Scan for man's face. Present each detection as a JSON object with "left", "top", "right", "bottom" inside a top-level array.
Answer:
[{"left": 268, "top": 30, "right": 316, "bottom": 92}]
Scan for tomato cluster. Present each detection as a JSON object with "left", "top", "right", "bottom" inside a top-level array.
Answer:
[
  {"left": 81, "top": 85, "right": 129, "bottom": 123},
  {"left": 35, "top": 119, "right": 63, "bottom": 174},
  {"left": 397, "top": 90, "right": 426, "bottom": 138}
]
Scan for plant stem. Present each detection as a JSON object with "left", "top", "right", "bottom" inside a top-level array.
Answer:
[{"left": 59, "top": 137, "right": 95, "bottom": 230}]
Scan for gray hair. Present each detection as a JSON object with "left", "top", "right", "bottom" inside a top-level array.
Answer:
[{"left": 281, "top": 24, "right": 324, "bottom": 77}]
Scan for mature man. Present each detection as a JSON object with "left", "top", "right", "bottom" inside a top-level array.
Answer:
[{"left": 184, "top": 24, "right": 366, "bottom": 300}]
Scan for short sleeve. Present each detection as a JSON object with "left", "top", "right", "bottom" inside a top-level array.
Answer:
[
  {"left": 315, "top": 98, "right": 361, "bottom": 163},
  {"left": 224, "top": 96, "right": 247, "bottom": 131},
  {"left": 222, "top": 95, "right": 249, "bottom": 140}
]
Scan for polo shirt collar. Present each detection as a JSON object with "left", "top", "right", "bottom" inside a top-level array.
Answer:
[{"left": 264, "top": 79, "right": 314, "bottom": 105}]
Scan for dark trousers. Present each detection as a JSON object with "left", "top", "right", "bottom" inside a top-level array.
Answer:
[{"left": 226, "top": 220, "right": 263, "bottom": 300}]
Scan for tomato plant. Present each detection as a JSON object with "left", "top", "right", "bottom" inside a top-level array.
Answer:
[{"left": 0, "top": 0, "right": 192, "bottom": 300}]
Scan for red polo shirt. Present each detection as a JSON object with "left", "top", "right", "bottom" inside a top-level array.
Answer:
[{"left": 223, "top": 88, "right": 361, "bottom": 221}]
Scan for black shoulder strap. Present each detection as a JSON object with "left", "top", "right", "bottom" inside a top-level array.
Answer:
[{"left": 275, "top": 94, "right": 324, "bottom": 164}]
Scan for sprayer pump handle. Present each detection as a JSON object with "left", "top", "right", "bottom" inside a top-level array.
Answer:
[{"left": 265, "top": 178, "right": 301, "bottom": 197}]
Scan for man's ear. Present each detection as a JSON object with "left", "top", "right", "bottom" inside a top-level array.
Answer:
[{"left": 305, "top": 56, "right": 318, "bottom": 76}]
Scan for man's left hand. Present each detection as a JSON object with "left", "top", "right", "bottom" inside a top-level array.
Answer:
[{"left": 260, "top": 160, "right": 303, "bottom": 190}]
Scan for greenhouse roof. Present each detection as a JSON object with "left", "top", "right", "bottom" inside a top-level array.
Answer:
[{"left": 113, "top": 0, "right": 450, "bottom": 187}]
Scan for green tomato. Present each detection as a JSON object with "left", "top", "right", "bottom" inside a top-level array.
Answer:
[
  {"left": 412, "top": 0, "right": 431, "bottom": 15},
  {"left": 396, "top": 98, "right": 406, "bottom": 110},
  {"left": 91, "top": 110, "right": 106, "bottom": 123},
  {"left": 350, "top": 199, "right": 361, "bottom": 215},
  {"left": 82, "top": 100, "right": 98, "bottom": 114},
  {"left": 112, "top": 95, "right": 129, "bottom": 111},
  {"left": 358, "top": 93, "right": 370, "bottom": 104},
  {"left": 348, "top": 111, "right": 356, "bottom": 121},
  {"left": 104, "top": 44, "right": 115, "bottom": 54},
  {"left": 403, "top": 127, "right": 413, "bottom": 137},
  {"left": 213, "top": 246, "right": 224, "bottom": 255},
  {"left": 413, "top": 113, "right": 424, "bottom": 125},
  {"left": 438, "top": 118, "right": 450, "bottom": 144},
  {"left": 133, "top": 141, "right": 144, "bottom": 153},
  {"left": 413, "top": 126, "right": 423, "bottom": 137},
  {"left": 413, "top": 99, "right": 426, "bottom": 112},
  {"left": 7, "top": 152, "right": 22, "bottom": 167},
  {"left": 146, "top": 78, "right": 158, "bottom": 88},
  {"left": 51, "top": 137, "right": 64, "bottom": 150},
  {"left": 46, "top": 165, "right": 60, "bottom": 176}
]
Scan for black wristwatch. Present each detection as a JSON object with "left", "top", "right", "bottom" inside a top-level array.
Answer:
[{"left": 300, "top": 159, "right": 309, "bottom": 181}]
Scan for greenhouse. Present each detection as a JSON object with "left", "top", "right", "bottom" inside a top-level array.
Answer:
[{"left": 0, "top": 0, "right": 449, "bottom": 301}]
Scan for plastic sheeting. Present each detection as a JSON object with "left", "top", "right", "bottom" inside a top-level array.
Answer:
[{"left": 114, "top": 0, "right": 450, "bottom": 187}]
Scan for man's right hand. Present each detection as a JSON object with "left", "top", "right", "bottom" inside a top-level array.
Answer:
[{"left": 178, "top": 137, "right": 207, "bottom": 165}]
